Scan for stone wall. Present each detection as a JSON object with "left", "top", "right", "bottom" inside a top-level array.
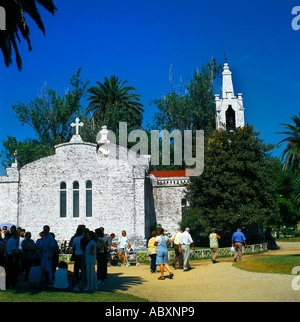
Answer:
[
  {"left": 0, "top": 163, "right": 19, "bottom": 225},
  {"left": 14, "top": 135, "right": 150, "bottom": 246},
  {"left": 151, "top": 176, "right": 189, "bottom": 236}
]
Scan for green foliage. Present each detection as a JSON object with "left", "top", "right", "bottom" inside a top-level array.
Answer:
[
  {"left": 277, "top": 112, "right": 300, "bottom": 171},
  {"left": 273, "top": 162, "right": 300, "bottom": 226},
  {"left": 0, "top": 136, "right": 49, "bottom": 168},
  {"left": 86, "top": 76, "right": 144, "bottom": 132},
  {"left": 186, "top": 125, "right": 279, "bottom": 241},
  {"left": 0, "top": 68, "right": 90, "bottom": 167},
  {"left": 180, "top": 207, "right": 211, "bottom": 245},
  {"left": 151, "top": 59, "right": 221, "bottom": 132},
  {"left": 0, "top": 0, "right": 56, "bottom": 70}
]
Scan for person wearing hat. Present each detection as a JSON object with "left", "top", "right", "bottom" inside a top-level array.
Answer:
[{"left": 209, "top": 228, "right": 221, "bottom": 263}]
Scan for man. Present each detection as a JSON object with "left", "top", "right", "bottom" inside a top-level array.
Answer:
[
  {"left": 170, "top": 228, "right": 183, "bottom": 269},
  {"left": 179, "top": 227, "right": 195, "bottom": 271},
  {"left": 41, "top": 225, "right": 55, "bottom": 282},
  {"left": 5, "top": 231, "right": 19, "bottom": 288},
  {"left": 231, "top": 228, "right": 247, "bottom": 262},
  {"left": 209, "top": 228, "right": 221, "bottom": 263}
]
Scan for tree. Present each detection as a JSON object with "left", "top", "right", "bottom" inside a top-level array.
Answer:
[
  {"left": 186, "top": 125, "right": 279, "bottom": 244},
  {"left": 0, "top": 136, "right": 49, "bottom": 168},
  {"left": 277, "top": 113, "right": 300, "bottom": 171},
  {"left": 0, "top": 68, "right": 90, "bottom": 167},
  {"left": 0, "top": 0, "right": 56, "bottom": 71},
  {"left": 272, "top": 161, "right": 300, "bottom": 227},
  {"left": 86, "top": 76, "right": 144, "bottom": 132},
  {"left": 151, "top": 59, "right": 221, "bottom": 132}
]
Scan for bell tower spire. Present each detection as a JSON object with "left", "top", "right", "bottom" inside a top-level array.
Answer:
[{"left": 215, "top": 63, "right": 245, "bottom": 131}]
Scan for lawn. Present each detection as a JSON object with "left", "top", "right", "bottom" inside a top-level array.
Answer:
[
  {"left": 0, "top": 289, "right": 149, "bottom": 302},
  {"left": 234, "top": 255, "right": 300, "bottom": 275}
]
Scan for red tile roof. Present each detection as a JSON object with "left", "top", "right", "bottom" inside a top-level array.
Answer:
[{"left": 149, "top": 170, "right": 190, "bottom": 178}]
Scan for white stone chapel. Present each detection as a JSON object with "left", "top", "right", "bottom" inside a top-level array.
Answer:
[{"left": 0, "top": 63, "right": 244, "bottom": 248}]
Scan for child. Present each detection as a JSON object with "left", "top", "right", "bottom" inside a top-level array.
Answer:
[
  {"left": 125, "top": 243, "right": 135, "bottom": 259},
  {"left": 52, "top": 261, "right": 78, "bottom": 292},
  {"left": 28, "top": 258, "right": 49, "bottom": 290}
]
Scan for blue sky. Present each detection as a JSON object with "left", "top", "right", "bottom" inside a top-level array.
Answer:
[{"left": 0, "top": 0, "right": 299, "bottom": 175}]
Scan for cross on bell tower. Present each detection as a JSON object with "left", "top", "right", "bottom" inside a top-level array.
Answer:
[{"left": 71, "top": 117, "right": 84, "bottom": 135}]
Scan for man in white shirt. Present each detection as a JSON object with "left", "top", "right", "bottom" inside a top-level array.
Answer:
[
  {"left": 170, "top": 228, "right": 183, "bottom": 269},
  {"left": 179, "top": 227, "right": 195, "bottom": 271}
]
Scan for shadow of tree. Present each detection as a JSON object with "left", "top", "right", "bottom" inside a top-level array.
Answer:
[{"left": 100, "top": 272, "right": 146, "bottom": 292}]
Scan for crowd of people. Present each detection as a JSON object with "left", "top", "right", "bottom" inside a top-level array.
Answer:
[
  {"left": 0, "top": 223, "right": 251, "bottom": 290},
  {"left": 147, "top": 226, "right": 250, "bottom": 280},
  {"left": 0, "top": 224, "right": 134, "bottom": 291}
]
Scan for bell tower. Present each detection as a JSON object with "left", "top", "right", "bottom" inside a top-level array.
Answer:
[{"left": 215, "top": 63, "right": 245, "bottom": 131}]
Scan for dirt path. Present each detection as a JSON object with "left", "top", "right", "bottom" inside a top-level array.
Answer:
[{"left": 100, "top": 242, "right": 300, "bottom": 302}]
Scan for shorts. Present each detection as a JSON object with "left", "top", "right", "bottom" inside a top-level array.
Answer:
[
  {"left": 119, "top": 248, "right": 125, "bottom": 253},
  {"left": 156, "top": 249, "right": 168, "bottom": 265}
]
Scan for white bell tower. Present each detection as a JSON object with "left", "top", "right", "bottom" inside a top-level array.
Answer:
[{"left": 215, "top": 63, "right": 245, "bottom": 131}]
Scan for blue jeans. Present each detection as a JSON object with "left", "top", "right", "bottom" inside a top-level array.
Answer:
[{"left": 149, "top": 254, "right": 157, "bottom": 272}]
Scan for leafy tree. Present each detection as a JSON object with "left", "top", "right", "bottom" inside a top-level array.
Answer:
[
  {"left": 185, "top": 125, "right": 279, "bottom": 244},
  {"left": 277, "top": 113, "right": 300, "bottom": 171},
  {"left": 0, "top": 0, "right": 56, "bottom": 70},
  {"left": 0, "top": 136, "right": 49, "bottom": 168},
  {"left": 151, "top": 59, "right": 221, "bottom": 133},
  {"left": 180, "top": 207, "right": 211, "bottom": 245},
  {"left": 86, "top": 76, "right": 144, "bottom": 132},
  {"left": 272, "top": 161, "right": 300, "bottom": 227},
  {"left": 0, "top": 68, "right": 90, "bottom": 167}
]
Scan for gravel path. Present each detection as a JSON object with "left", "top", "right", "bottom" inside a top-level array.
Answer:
[{"left": 100, "top": 242, "right": 300, "bottom": 302}]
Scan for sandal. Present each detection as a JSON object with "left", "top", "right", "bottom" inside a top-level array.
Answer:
[
  {"left": 169, "top": 273, "right": 174, "bottom": 279},
  {"left": 158, "top": 276, "right": 165, "bottom": 280}
]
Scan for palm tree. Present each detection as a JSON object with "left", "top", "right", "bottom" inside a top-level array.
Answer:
[
  {"left": 86, "top": 76, "right": 144, "bottom": 129},
  {"left": 277, "top": 113, "right": 300, "bottom": 171},
  {"left": 0, "top": 0, "right": 56, "bottom": 71}
]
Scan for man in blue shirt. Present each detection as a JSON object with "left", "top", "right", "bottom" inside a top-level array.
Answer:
[{"left": 231, "top": 228, "right": 247, "bottom": 262}]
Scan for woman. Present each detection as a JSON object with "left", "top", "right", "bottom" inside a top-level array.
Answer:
[
  {"left": 96, "top": 229, "right": 106, "bottom": 286},
  {"left": 154, "top": 227, "right": 173, "bottom": 280},
  {"left": 117, "top": 230, "right": 129, "bottom": 266},
  {"left": 72, "top": 226, "right": 84, "bottom": 285},
  {"left": 148, "top": 231, "right": 157, "bottom": 273},
  {"left": 84, "top": 230, "right": 98, "bottom": 291}
]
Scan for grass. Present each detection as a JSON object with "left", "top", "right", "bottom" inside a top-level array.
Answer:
[
  {"left": 234, "top": 255, "right": 300, "bottom": 275},
  {"left": 0, "top": 288, "right": 149, "bottom": 302},
  {"left": 276, "top": 237, "right": 300, "bottom": 242}
]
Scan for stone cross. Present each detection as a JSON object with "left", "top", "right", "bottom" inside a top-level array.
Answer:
[
  {"left": 71, "top": 117, "right": 84, "bottom": 135},
  {"left": 14, "top": 150, "right": 18, "bottom": 163}
]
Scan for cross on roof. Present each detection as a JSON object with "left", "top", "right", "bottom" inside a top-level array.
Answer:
[
  {"left": 71, "top": 117, "right": 84, "bottom": 135},
  {"left": 224, "top": 52, "right": 228, "bottom": 64}
]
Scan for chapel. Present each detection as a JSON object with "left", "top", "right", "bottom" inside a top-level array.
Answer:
[{"left": 0, "top": 63, "right": 244, "bottom": 248}]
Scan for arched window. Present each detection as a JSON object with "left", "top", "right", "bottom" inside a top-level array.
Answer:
[
  {"left": 60, "top": 182, "right": 67, "bottom": 218},
  {"left": 226, "top": 105, "right": 236, "bottom": 131},
  {"left": 86, "top": 180, "right": 92, "bottom": 217},
  {"left": 73, "top": 181, "right": 79, "bottom": 217}
]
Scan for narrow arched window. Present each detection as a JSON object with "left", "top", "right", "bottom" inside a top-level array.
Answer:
[
  {"left": 86, "top": 180, "right": 92, "bottom": 217},
  {"left": 226, "top": 105, "right": 236, "bottom": 131},
  {"left": 60, "top": 182, "right": 67, "bottom": 218},
  {"left": 73, "top": 181, "right": 79, "bottom": 217}
]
